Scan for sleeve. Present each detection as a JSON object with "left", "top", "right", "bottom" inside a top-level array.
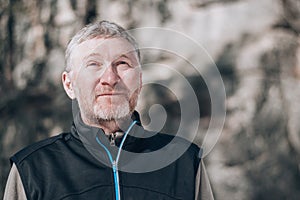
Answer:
[
  {"left": 3, "top": 163, "right": 27, "bottom": 200},
  {"left": 195, "top": 160, "right": 214, "bottom": 200}
]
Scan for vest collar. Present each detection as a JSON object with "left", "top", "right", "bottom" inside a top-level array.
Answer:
[{"left": 70, "top": 110, "right": 144, "bottom": 151}]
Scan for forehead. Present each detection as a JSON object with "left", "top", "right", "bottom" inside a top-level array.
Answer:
[{"left": 71, "top": 37, "right": 137, "bottom": 62}]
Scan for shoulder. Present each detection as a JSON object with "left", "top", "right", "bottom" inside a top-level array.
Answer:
[
  {"left": 11, "top": 132, "right": 72, "bottom": 165},
  {"left": 143, "top": 130, "right": 202, "bottom": 160},
  {"left": 153, "top": 132, "right": 203, "bottom": 172}
]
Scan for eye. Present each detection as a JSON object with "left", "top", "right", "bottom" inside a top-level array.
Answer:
[
  {"left": 87, "top": 62, "right": 99, "bottom": 66},
  {"left": 115, "top": 60, "right": 133, "bottom": 70},
  {"left": 117, "top": 61, "right": 129, "bottom": 66},
  {"left": 86, "top": 61, "right": 103, "bottom": 69}
]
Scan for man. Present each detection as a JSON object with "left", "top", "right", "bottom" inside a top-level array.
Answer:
[{"left": 4, "top": 20, "right": 214, "bottom": 200}]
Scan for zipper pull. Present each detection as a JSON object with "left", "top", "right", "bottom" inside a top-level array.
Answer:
[
  {"left": 109, "top": 132, "right": 124, "bottom": 146},
  {"left": 110, "top": 133, "right": 116, "bottom": 146}
]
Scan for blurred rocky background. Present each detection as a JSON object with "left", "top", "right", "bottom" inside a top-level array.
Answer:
[{"left": 1, "top": 0, "right": 300, "bottom": 199}]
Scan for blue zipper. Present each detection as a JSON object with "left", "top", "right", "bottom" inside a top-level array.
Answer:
[{"left": 96, "top": 120, "right": 137, "bottom": 200}]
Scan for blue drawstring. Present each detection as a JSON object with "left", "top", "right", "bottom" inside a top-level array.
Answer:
[{"left": 96, "top": 120, "right": 137, "bottom": 200}]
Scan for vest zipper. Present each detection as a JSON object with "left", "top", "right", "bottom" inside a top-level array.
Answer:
[{"left": 96, "top": 120, "right": 137, "bottom": 200}]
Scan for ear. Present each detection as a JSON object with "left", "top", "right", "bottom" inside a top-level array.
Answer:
[
  {"left": 62, "top": 71, "right": 76, "bottom": 99},
  {"left": 138, "top": 72, "right": 143, "bottom": 93}
]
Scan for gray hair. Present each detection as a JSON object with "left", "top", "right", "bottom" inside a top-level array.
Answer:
[{"left": 65, "top": 20, "right": 140, "bottom": 71}]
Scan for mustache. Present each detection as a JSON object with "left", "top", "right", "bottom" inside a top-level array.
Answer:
[{"left": 95, "top": 85, "right": 130, "bottom": 96}]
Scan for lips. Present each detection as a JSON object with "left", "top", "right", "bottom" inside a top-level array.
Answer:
[
  {"left": 95, "top": 86, "right": 129, "bottom": 99},
  {"left": 98, "top": 92, "right": 125, "bottom": 96},
  {"left": 96, "top": 91, "right": 128, "bottom": 98}
]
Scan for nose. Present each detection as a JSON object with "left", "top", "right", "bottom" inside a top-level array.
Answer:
[{"left": 100, "top": 65, "right": 120, "bottom": 87}]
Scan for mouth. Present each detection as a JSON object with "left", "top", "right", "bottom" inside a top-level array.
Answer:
[{"left": 97, "top": 92, "right": 126, "bottom": 97}]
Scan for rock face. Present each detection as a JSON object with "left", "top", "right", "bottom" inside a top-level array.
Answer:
[{"left": 1, "top": 0, "right": 300, "bottom": 199}]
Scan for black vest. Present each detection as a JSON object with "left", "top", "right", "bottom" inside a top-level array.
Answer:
[{"left": 11, "top": 114, "right": 202, "bottom": 200}]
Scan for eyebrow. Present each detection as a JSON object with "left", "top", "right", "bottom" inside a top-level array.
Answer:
[
  {"left": 115, "top": 54, "right": 132, "bottom": 60},
  {"left": 83, "top": 53, "right": 103, "bottom": 61},
  {"left": 83, "top": 53, "right": 136, "bottom": 63}
]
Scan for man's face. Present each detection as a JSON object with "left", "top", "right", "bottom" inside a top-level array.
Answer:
[{"left": 67, "top": 37, "right": 142, "bottom": 123}]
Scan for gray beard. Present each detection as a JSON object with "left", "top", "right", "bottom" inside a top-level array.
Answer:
[{"left": 93, "top": 101, "right": 131, "bottom": 121}]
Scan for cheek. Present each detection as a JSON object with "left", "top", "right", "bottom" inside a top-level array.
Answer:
[
  {"left": 122, "top": 70, "right": 141, "bottom": 91},
  {"left": 74, "top": 73, "right": 97, "bottom": 96}
]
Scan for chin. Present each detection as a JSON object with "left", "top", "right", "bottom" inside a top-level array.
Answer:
[{"left": 94, "top": 103, "right": 131, "bottom": 121}]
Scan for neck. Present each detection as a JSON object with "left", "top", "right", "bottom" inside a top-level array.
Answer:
[
  {"left": 81, "top": 114, "right": 132, "bottom": 135},
  {"left": 97, "top": 119, "right": 119, "bottom": 134}
]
